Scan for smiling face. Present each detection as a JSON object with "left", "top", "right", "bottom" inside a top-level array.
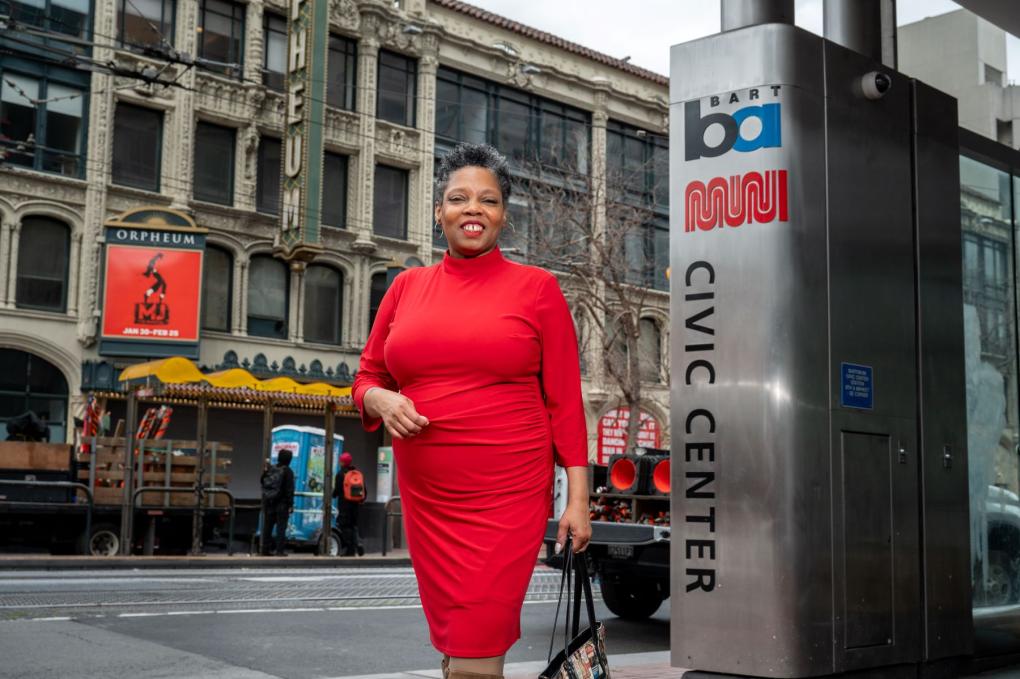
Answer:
[{"left": 435, "top": 166, "right": 507, "bottom": 259}]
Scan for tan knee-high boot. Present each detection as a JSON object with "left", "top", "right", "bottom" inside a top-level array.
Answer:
[{"left": 447, "top": 671, "right": 503, "bottom": 679}]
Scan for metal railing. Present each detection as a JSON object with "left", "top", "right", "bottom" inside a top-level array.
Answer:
[
  {"left": 0, "top": 479, "right": 94, "bottom": 556},
  {"left": 131, "top": 486, "right": 236, "bottom": 555},
  {"left": 381, "top": 496, "right": 402, "bottom": 557}
]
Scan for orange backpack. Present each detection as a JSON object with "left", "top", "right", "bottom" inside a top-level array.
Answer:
[{"left": 343, "top": 468, "right": 366, "bottom": 503}]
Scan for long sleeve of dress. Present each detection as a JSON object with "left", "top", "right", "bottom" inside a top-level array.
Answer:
[
  {"left": 352, "top": 274, "right": 404, "bottom": 432},
  {"left": 535, "top": 275, "right": 589, "bottom": 468}
]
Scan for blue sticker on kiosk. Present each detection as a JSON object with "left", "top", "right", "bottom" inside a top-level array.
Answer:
[{"left": 840, "top": 363, "right": 873, "bottom": 410}]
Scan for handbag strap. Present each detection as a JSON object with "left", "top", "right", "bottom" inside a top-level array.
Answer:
[
  {"left": 547, "top": 537, "right": 602, "bottom": 663},
  {"left": 547, "top": 538, "right": 574, "bottom": 663}
]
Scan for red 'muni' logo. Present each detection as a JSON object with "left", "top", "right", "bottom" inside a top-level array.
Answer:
[{"left": 684, "top": 170, "right": 789, "bottom": 233}]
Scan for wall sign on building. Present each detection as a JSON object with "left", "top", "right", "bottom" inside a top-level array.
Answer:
[
  {"left": 277, "top": 0, "right": 329, "bottom": 263},
  {"left": 597, "top": 407, "right": 662, "bottom": 465},
  {"left": 99, "top": 208, "right": 206, "bottom": 359}
]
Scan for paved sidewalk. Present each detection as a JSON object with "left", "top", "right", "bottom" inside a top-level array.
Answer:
[
  {"left": 331, "top": 652, "right": 1020, "bottom": 679},
  {"left": 0, "top": 549, "right": 412, "bottom": 570},
  {"left": 332, "top": 651, "right": 683, "bottom": 679}
]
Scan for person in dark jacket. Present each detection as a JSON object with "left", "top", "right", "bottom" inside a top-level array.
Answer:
[
  {"left": 333, "top": 452, "right": 364, "bottom": 556},
  {"left": 261, "top": 449, "right": 295, "bottom": 556}
]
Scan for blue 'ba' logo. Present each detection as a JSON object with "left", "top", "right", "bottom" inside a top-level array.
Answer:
[{"left": 685, "top": 100, "right": 782, "bottom": 161}]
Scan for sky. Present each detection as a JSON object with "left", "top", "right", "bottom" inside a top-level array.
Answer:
[{"left": 462, "top": 0, "right": 1020, "bottom": 84}]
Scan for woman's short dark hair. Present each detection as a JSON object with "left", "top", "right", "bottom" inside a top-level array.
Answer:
[{"left": 434, "top": 143, "right": 513, "bottom": 205}]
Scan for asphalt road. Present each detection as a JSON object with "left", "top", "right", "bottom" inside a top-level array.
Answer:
[{"left": 0, "top": 566, "right": 669, "bottom": 679}]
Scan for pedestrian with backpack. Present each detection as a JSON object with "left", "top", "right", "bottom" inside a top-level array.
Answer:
[
  {"left": 333, "top": 451, "right": 366, "bottom": 556},
  {"left": 260, "top": 449, "right": 295, "bottom": 556}
]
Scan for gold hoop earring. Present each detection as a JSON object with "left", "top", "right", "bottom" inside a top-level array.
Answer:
[
  {"left": 434, "top": 222, "right": 445, "bottom": 240},
  {"left": 506, "top": 220, "right": 516, "bottom": 233}
]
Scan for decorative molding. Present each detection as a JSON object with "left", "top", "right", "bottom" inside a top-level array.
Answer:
[
  {"left": 330, "top": 0, "right": 360, "bottom": 30},
  {"left": 375, "top": 122, "right": 421, "bottom": 161}
]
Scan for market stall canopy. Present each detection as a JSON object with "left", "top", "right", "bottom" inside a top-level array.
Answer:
[{"left": 117, "top": 357, "right": 354, "bottom": 410}]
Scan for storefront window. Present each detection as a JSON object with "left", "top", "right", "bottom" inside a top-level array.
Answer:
[{"left": 962, "top": 155, "right": 1020, "bottom": 621}]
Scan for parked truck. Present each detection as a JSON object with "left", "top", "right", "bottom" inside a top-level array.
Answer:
[
  {"left": 0, "top": 437, "right": 234, "bottom": 555},
  {"left": 544, "top": 448, "right": 671, "bottom": 620}
]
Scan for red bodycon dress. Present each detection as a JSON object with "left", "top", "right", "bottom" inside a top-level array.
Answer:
[{"left": 352, "top": 247, "right": 589, "bottom": 657}]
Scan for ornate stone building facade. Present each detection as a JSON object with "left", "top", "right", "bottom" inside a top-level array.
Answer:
[{"left": 0, "top": 0, "right": 670, "bottom": 487}]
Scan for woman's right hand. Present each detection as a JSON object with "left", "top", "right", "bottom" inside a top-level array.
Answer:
[{"left": 363, "top": 387, "right": 430, "bottom": 439}]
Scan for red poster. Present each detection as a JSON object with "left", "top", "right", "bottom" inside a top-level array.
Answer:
[
  {"left": 596, "top": 407, "right": 661, "bottom": 466},
  {"left": 101, "top": 244, "right": 203, "bottom": 342}
]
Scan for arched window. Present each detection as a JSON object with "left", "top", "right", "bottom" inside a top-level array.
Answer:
[
  {"left": 16, "top": 217, "right": 70, "bottom": 311},
  {"left": 304, "top": 265, "right": 343, "bottom": 345},
  {"left": 638, "top": 317, "right": 662, "bottom": 383},
  {"left": 0, "top": 349, "right": 68, "bottom": 442},
  {"left": 202, "top": 245, "right": 233, "bottom": 332},
  {"left": 247, "top": 255, "right": 289, "bottom": 339}
]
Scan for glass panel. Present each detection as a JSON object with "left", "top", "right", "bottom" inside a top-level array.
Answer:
[
  {"left": 120, "top": 0, "right": 173, "bottom": 47},
  {"left": 256, "top": 137, "right": 280, "bottom": 214},
  {"left": 435, "top": 78, "right": 459, "bottom": 141},
  {"left": 201, "top": 0, "right": 243, "bottom": 76},
  {"left": 322, "top": 152, "right": 347, "bottom": 227},
  {"left": 8, "top": 0, "right": 46, "bottom": 30},
  {"left": 26, "top": 354, "right": 67, "bottom": 394},
  {"left": 377, "top": 51, "right": 416, "bottom": 127},
  {"left": 565, "top": 116, "right": 588, "bottom": 175},
  {"left": 16, "top": 217, "right": 69, "bottom": 311},
  {"left": 373, "top": 165, "right": 407, "bottom": 239},
  {"left": 638, "top": 318, "right": 660, "bottom": 382},
  {"left": 112, "top": 104, "right": 162, "bottom": 190},
  {"left": 1, "top": 73, "right": 38, "bottom": 169},
  {"left": 262, "top": 14, "right": 287, "bottom": 90},
  {"left": 653, "top": 222, "right": 669, "bottom": 292},
  {"left": 303, "top": 265, "right": 341, "bottom": 344},
  {"left": 202, "top": 246, "right": 232, "bottom": 331},
  {"left": 327, "top": 35, "right": 356, "bottom": 110},
  {"left": 0, "top": 350, "right": 30, "bottom": 392},
  {"left": 42, "top": 83, "right": 83, "bottom": 176},
  {"left": 194, "top": 122, "right": 235, "bottom": 204},
  {"left": 652, "top": 141, "right": 669, "bottom": 209},
  {"left": 497, "top": 95, "right": 529, "bottom": 166},
  {"left": 461, "top": 86, "right": 488, "bottom": 144},
  {"left": 962, "top": 156, "right": 1020, "bottom": 628},
  {"left": 503, "top": 193, "right": 531, "bottom": 260},
  {"left": 247, "top": 256, "right": 288, "bottom": 339},
  {"left": 51, "top": 0, "right": 89, "bottom": 37},
  {"left": 540, "top": 105, "right": 565, "bottom": 170}
]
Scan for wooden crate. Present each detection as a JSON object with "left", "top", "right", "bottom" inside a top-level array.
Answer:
[
  {"left": 0, "top": 442, "right": 72, "bottom": 471},
  {"left": 77, "top": 437, "right": 233, "bottom": 507}
]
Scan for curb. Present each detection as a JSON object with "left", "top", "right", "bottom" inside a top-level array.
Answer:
[{"left": 0, "top": 555, "right": 413, "bottom": 570}]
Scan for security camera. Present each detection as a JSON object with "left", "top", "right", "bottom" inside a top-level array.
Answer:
[{"left": 860, "top": 71, "right": 892, "bottom": 100}]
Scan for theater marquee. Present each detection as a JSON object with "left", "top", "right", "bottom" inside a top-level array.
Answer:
[{"left": 99, "top": 208, "right": 207, "bottom": 359}]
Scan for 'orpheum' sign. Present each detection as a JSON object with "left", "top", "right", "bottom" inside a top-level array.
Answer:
[
  {"left": 99, "top": 208, "right": 206, "bottom": 359},
  {"left": 277, "top": 0, "right": 328, "bottom": 262}
]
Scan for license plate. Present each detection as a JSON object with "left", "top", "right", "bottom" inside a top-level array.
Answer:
[{"left": 607, "top": 544, "right": 634, "bottom": 559}]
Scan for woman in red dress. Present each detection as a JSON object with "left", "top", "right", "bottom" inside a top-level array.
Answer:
[{"left": 353, "top": 143, "right": 592, "bottom": 679}]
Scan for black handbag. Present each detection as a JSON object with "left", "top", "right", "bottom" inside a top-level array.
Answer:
[{"left": 540, "top": 539, "right": 610, "bottom": 679}]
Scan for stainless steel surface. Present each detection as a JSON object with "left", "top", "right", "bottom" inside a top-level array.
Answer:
[
  {"left": 823, "top": 0, "right": 884, "bottom": 63},
  {"left": 720, "top": 0, "right": 793, "bottom": 32},
  {"left": 670, "top": 25, "right": 831, "bottom": 676},
  {"left": 670, "top": 22, "right": 972, "bottom": 678},
  {"left": 670, "top": 24, "right": 822, "bottom": 106},
  {"left": 912, "top": 80, "right": 972, "bottom": 660},
  {"left": 824, "top": 37, "right": 921, "bottom": 669},
  {"left": 881, "top": 0, "right": 897, "bottom": 68}
]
